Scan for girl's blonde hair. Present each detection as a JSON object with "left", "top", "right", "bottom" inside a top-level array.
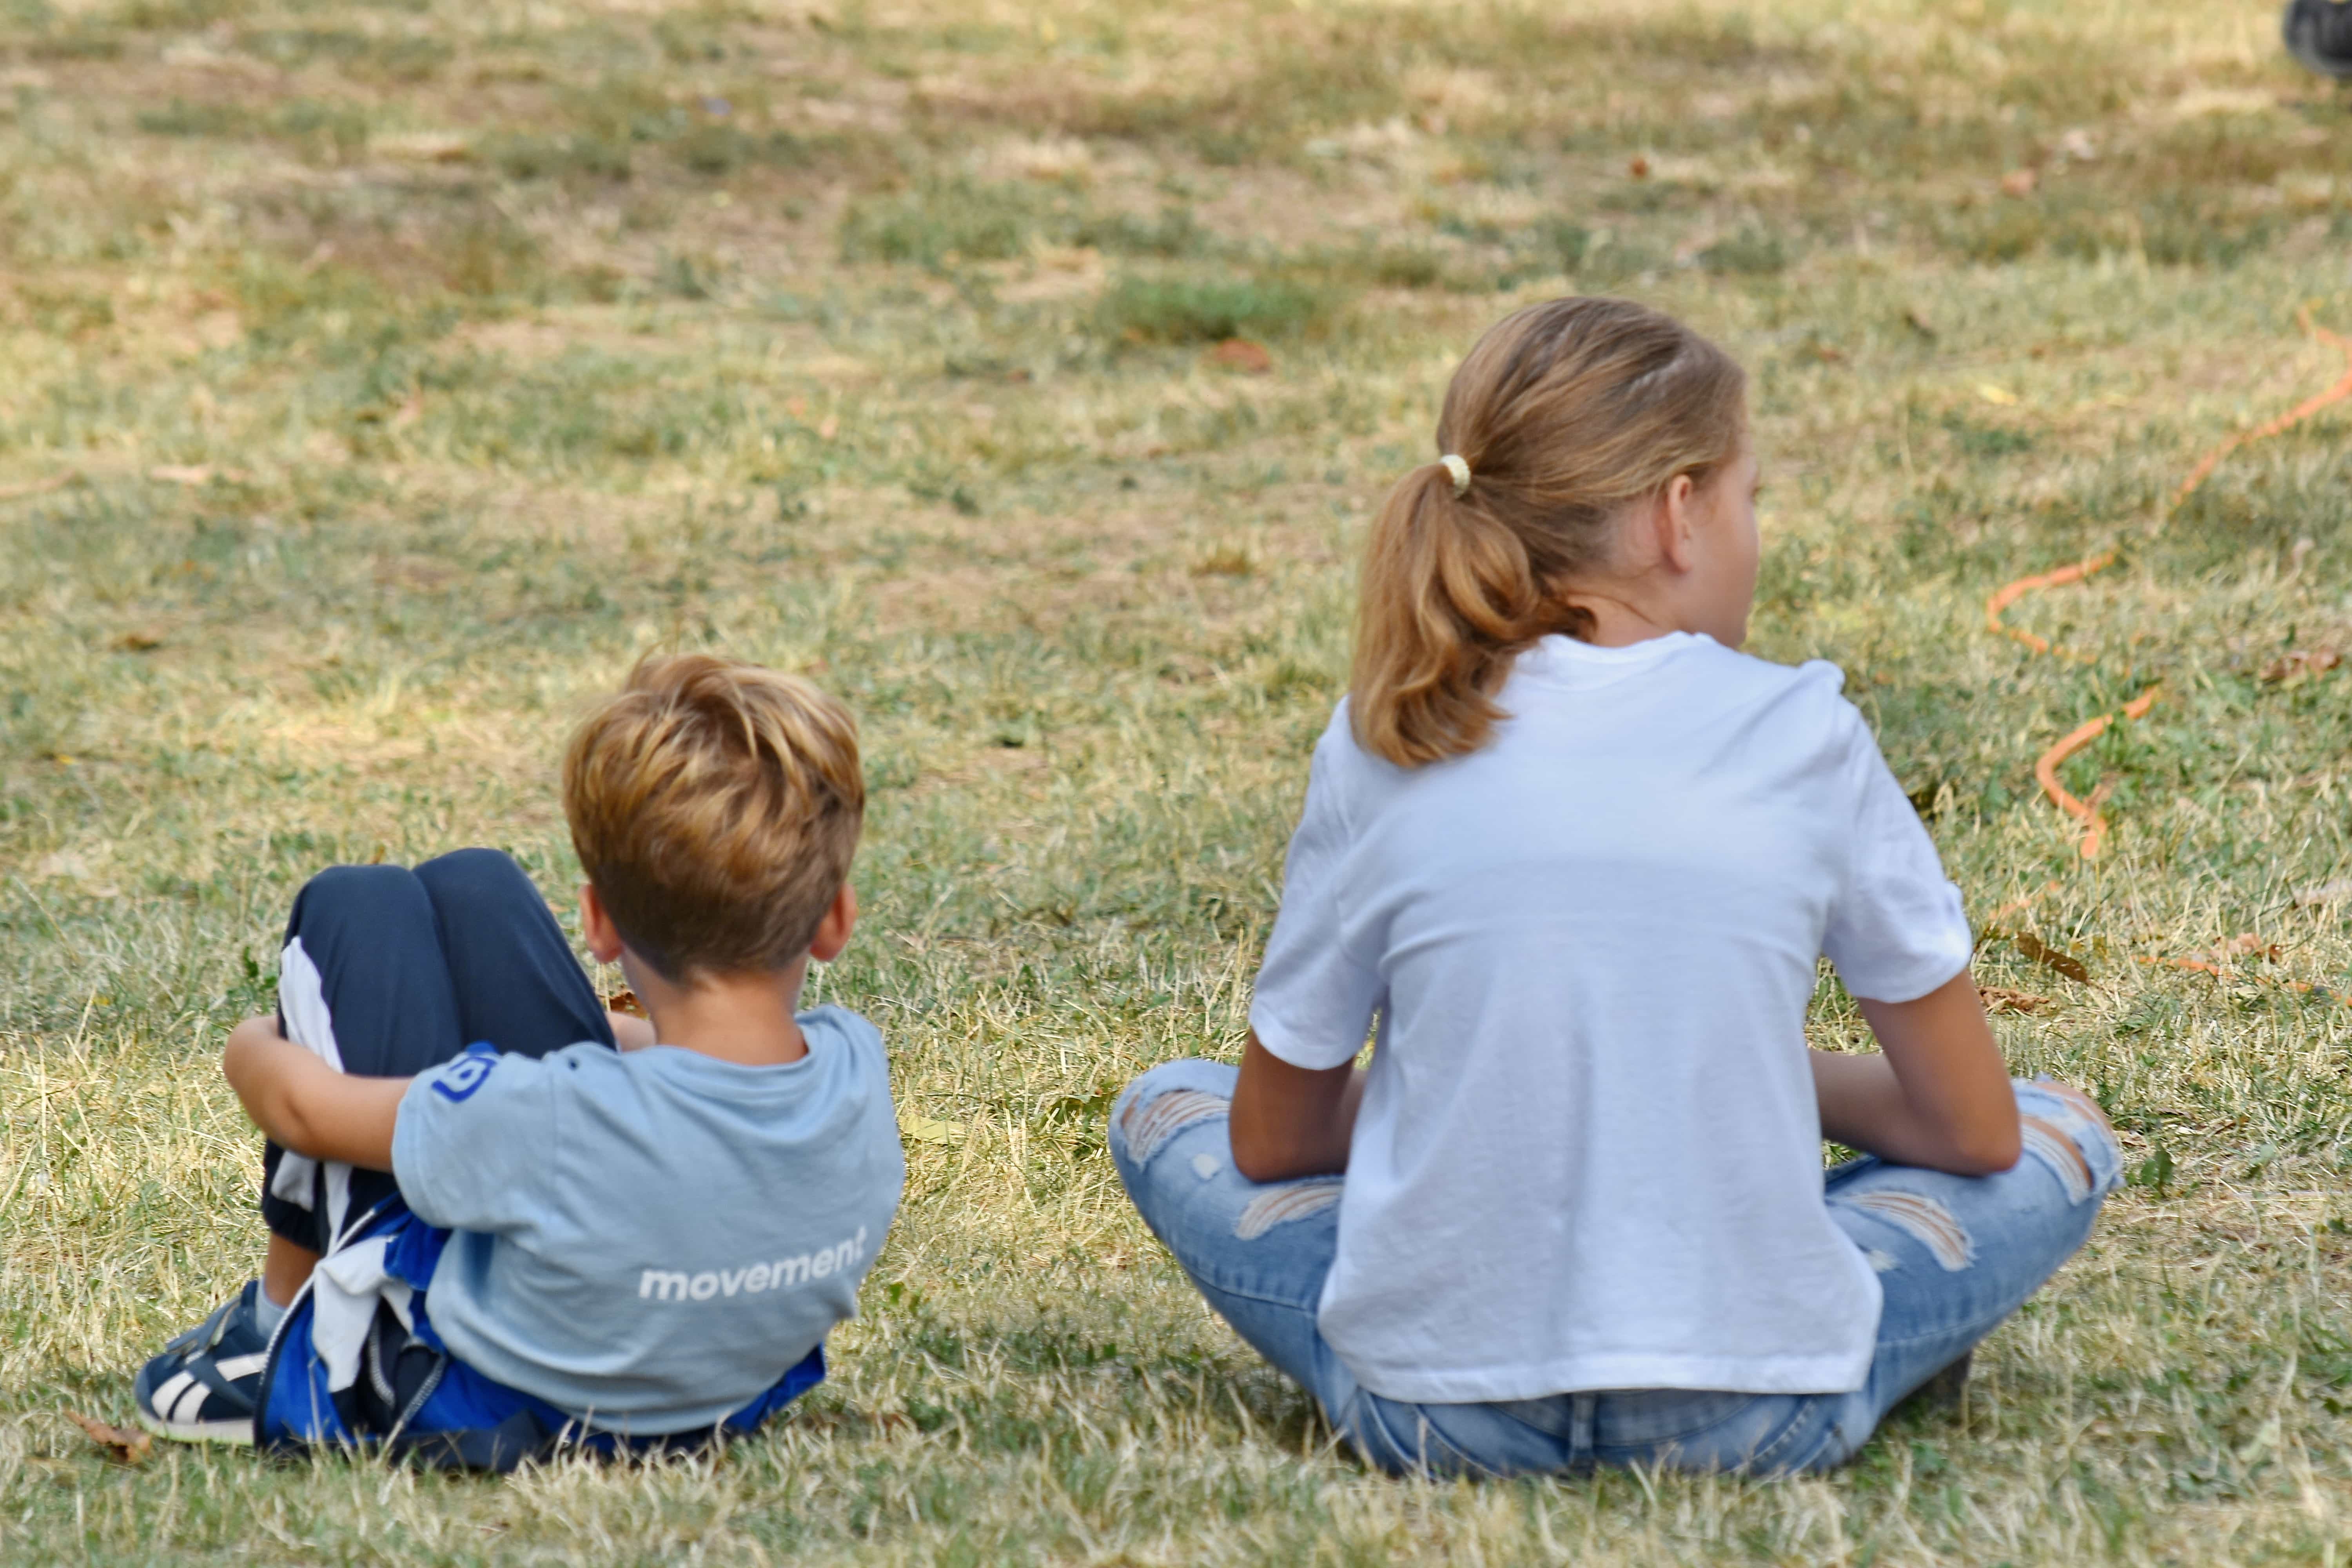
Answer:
[{"left": 1350, "top": 296, "right": 1748, "bottom": 767}]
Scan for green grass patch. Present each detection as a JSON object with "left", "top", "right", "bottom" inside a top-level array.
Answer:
[
  {"left": 840, "top": 178, "right": 1205, "bottom": 269},
  {"left": 1094, "top": 274, "right": 1341, "bottom": 344}
]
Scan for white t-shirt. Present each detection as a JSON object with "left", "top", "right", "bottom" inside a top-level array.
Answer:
[{"left": 1249, "top": 632, "right": 1973, "bottom": 1404}]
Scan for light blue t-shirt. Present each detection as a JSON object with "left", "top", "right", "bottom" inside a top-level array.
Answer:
[{"left": 390, "top": 1004, "right": 905, "bottom": 1433}]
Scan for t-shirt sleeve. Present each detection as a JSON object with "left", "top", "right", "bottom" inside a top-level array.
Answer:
[
  {"left": 391, "top": 1044, "right": 560, "bottom": 1234},
  {"left": 1820, "top": 706, "right": 1975, "bottom": 1003},
  {"left": 1248, "top": 710, "right": 1385, "bottom": 1071}
]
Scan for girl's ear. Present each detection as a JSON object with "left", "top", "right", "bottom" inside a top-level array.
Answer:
[
  {"left": 579, "top": 884, "right": 626, "bottom": 964},
  {"left": 1654, "top": 473, "right": 1701, "bottom": 574}
]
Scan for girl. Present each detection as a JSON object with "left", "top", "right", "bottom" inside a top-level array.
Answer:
[{"left": 1108, "top": 296, "right": 2121, "bottom": 1477}]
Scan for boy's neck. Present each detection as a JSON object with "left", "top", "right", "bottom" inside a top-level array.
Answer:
[{"left": 630, "top": 956, "right": 812, "bottom": 1066}]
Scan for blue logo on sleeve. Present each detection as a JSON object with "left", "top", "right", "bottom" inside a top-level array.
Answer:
[{"left": 429, "top": 1044, "right": 499, "bottom": 1103}]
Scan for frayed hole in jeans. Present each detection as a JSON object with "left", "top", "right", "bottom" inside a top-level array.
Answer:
[
  {"left": 1843, "top": 1189, "right": 1975, "bottom": 1271},
  {"left": 1115, "top": 1087, "right": 1228, "bottom": 1165},
  {"left": 2020, "top": 1114, "right": 2095, "bottom": 1204},
  {"left": 1234, "top": 1177, "right": 1343, "bottom": 1239}
]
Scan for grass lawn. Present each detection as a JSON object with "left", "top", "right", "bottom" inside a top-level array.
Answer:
[{"left": 3, "top": 0, "right": 2350, "bottom": 1557}]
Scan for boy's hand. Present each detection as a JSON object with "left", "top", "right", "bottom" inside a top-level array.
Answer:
[{"left": 221, "top": 1016, "right": 409, "bottom": 1171}]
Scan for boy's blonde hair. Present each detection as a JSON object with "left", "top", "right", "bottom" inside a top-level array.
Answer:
[
  {"left": 1351, "top": 296, "right": 1748, "bottom": 767},
  {"left": 564, "top": 653, "right": 864, "bottom": 981}
]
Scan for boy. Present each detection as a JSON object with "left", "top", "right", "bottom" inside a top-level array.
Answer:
[{"left": 133, "top": 654, "right": 904, "bottom": 1457}]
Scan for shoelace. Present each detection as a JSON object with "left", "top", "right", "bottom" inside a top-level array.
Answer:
[{"left": 163, "top": 1290, "right": 246, "bottom": 1357}]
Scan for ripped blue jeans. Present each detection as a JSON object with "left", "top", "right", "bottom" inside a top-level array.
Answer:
[{"left": 1108, "top": 1061, "right": 2121, "bottom": 1478}]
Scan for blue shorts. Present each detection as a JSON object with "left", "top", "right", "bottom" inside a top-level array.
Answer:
[{"left": 254, "top": 1201, "right": 825, "bottom": 1472}]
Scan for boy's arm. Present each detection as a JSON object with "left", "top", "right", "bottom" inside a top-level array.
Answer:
[{"left": 221, "top": 1015, "right": 407, "bottom": 1171}]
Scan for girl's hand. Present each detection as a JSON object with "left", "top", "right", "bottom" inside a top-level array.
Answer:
[
  {"left": 1813, "top": 970, "right": 2022, "bottom": 1176},
  {"left": 1229, "top": 1031, "right": 1365, "bottom": 1183}
]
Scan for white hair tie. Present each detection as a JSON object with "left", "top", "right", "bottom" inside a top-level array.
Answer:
[{"left": 1439, "top": 453, "right": 1471, "bottom": 496}]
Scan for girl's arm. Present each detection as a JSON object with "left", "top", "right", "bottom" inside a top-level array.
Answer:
[
  {"left": 1812, "top": 969, "right": 2021, "bottom": 1176},
  {"left": 1228, "top": 1030, "right": 1366, "bottom": 1182},
  {"left": 221, "top": 1015, "right": 408, "bottom": 1171}
]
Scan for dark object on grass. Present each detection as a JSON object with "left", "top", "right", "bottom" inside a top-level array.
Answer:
[
  {"left": 1906, "top": 1350, "right": 1973, "bottom": 1417},
  {"left": 68, "top": 1411, "right": 153, "bottom": 1464},
  {"left": 2011, "top": 931, "right": 2091, "bottom": 984},
  {"left": 1978, "top": 985, "right": 2051, "bottom": 1016},
  {"left": 2284, "top": 0, "right": 2352, "bottom": 77}
]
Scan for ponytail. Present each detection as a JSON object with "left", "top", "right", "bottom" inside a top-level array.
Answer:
[
  {"left": 1347, "top": 297, "right": 1746, "bottom": 767},
  {"left": 1351, "top": 465, "right": 1584, "bottom": 766}
]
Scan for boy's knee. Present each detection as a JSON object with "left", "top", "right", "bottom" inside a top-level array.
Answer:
[
  {"left": 292, "top": 864, "right": 428, "bottom": 937},
  {"left": 412, "top": 848, "right": 536, "bottom": 911}
]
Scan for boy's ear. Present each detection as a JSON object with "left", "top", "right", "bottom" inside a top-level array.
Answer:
[
  {"left": 579, "top": 884, "right": 626, "bottom": 964},
  {"left": 808, "top": 882, "right": 858, "bottom": 964}
]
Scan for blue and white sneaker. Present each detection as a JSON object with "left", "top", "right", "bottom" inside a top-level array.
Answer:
[{"left": 132, "top": 1281, "right": 276, "bottom": 1444}]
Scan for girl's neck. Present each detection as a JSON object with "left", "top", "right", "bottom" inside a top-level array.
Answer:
[{"left": 1555, "top": 587, "right": 1688, "bottom": 650}]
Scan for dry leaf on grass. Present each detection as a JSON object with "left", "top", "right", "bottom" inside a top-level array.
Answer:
[
  {"left": 899, "top": 1114, "right": 965, "bottom": 1145},
  {"left": 2011, "top": 932, "right": 2091, "bottom": 983},
  {"left": 109, "top": 629, "right": 164, "bottom": 653},
  {"left": 1979, "top": 985, "right": 2052, "bottom": 1015},
  {"left": 67, "top": 1412, "right": 152, "bottom": 1464},
  {"left": 1205, "top": 338, "right": 1272, "bottom": 374},
  {"left": 604, "top": 989, "right": 646, "bottom": 1018},
  {"left": 2000, "top": 167, "right": 2038, "bottom": 197},
  {"left": 2260, "top": 648, "right": 2341, "bottom": 683}
]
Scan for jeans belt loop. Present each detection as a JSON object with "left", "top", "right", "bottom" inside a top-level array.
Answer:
[{"left": 1570, "top": 1392, "right": 1597, "bottom": 1463}]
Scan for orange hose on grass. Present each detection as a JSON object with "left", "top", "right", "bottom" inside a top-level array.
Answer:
[
  {"left": 1978, "top": 317, "right": 2352, "bottom": 1002},
  {"left": 1982, "top": 312, "right": 2352, "bottom": 664},
  {"left": 2031, "top": 686, "right": 2160, "bottom": 861},
  {"left": 1984, "top": 551, "right": 2118, "bottom": 655},
  {"left": 2164, "top": 311, "right": 2352, "bottom": 519},
  {"left": 1989, "top": 314, "right": 2352, "bottom": 857}
]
